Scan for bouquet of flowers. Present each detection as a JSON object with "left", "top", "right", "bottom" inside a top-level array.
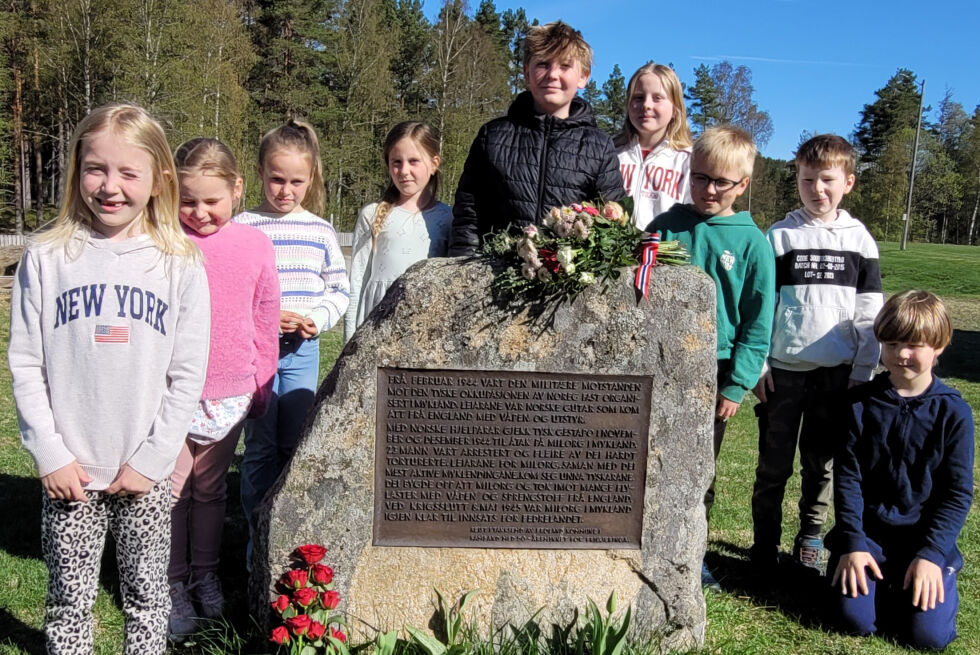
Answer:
[
  {"left": 269, "top": 544, "right": 347, "bottom": 654},
  {"left": 483, "top": 199, "right": 689, "bottom": 304}
]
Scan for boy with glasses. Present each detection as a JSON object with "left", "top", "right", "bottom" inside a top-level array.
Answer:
[
  {"left": 647, "top": 126, "right": 775, "bottom": 589},
  {"left": 750, "top": 134, "right": 883, "bottom": 575}
]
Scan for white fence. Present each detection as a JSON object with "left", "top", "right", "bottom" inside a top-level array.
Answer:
[{"left": 0, "top": 234, "right": 30, "bottom": 247}]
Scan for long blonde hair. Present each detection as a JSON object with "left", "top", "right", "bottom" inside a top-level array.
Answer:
[
  {"left": 615, "top": 62, "right": 693, "bottom": 150},
  {"left": 371, "top": 121, "right": 442, "bottom": 239},
  {"left": 258, "top": 118, "right": 325, "bottom": 216},
  {"left": 175, "top": 137, "right": 244, "bottom": 213},
  {"left": 39, "top": 103, "right": 197, "bottom": 259}
]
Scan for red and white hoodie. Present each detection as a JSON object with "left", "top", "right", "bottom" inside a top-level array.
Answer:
[{"left": 617, "top": 138, "right": 692, "bottom": 231}]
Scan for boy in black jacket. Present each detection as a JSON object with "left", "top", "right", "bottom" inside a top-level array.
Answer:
[
  {"left": 827, "top": 290, "right": 974, "bottom": 650},
  {"left": 448, "top": 21, "right": 624, "bottom": 256}
]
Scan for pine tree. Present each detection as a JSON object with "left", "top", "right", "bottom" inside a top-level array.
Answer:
[{"left": 685, "top": 64, "right": 720, "bottom": 137}]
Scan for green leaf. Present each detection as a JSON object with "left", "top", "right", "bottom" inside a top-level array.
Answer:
[{"left": 405, "top": 625, "right": 447, "bottom": 655}]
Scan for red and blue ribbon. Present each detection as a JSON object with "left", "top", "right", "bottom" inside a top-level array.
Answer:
[{"left": 634, "top": 232, "right": 661, "bottom": 299}]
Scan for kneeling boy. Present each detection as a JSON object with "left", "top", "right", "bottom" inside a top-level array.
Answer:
[{"left": 828, "top": 290, "right": 974, "bottom": 650}]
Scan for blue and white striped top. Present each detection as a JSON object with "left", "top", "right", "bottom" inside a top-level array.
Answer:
[{"left": 235, "top": 210, "right": 350, "bottom": 334}]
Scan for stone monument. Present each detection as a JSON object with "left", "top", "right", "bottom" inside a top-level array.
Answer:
[{"left": 252, "top": 258, "right": 716, "bottom": 652}]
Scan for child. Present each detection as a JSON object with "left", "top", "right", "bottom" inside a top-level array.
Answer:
[
  {"left": 827, "top": 290, "right": 973, "bottom": 650},
  {"left": 647, "top": 125, "right": 775, "bottom": 589},
  {"left": 236, "top": 119, "right": 349, "bottom": 553},
  {"left": 344, "top": 121, "right": 452, "bottom": 342},
  {"left": 615, "top": 62, "right": 693, "bottom": 230},
  {"left": 750, "top": 134, "right": 883, "bottom": 572},
  {"left": 448, "top": 21, "right": 624, "bottom": 256},
  {"left": 167, "top": 138, "right": 280, "bottom": 638},
  {"left": 8, "top": 104, "right": 210, "bottom": 654}
]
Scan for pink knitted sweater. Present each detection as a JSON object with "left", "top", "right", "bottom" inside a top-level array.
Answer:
[{"left": 186, "top": 222, "right": 280, "bottom": 417}]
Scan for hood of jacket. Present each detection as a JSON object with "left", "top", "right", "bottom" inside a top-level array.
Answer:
[
  {"left": 782, "top": 207, "right": 865, "bottom": 232},
  {"left": 507, "top": 91, "right": 598, "bottom": 130}
]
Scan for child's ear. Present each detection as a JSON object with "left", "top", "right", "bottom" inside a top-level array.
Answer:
[
  {"left": 153, "top": 169, "right": 170, "bottom": 197},
  {"left": 431, "top": 155, "right": 441, "bottom": 172},
  {"left": 843, "top": 173, "right": 856, "bottom": 194},
  {"left": 233, "top": 177, "right": 244, "bottom": 202},
  {"left": 733, "top": 176, "right": 751, "bottom": 198}
]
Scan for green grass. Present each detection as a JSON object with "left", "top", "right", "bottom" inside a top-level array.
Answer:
[{"left": 1, "top": 242, "right": 978, "bottom": 654}]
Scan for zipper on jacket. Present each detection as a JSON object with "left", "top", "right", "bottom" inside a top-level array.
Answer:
[{"left": 534, "top": 116, "right": 554, "bottom": 221}]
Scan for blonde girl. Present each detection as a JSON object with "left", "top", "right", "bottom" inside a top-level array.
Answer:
[
  {"left": 614, "top": 62, "right": 694, "bottom": 230},
  {"left": 344, "top": 121, "right": 451, "bottom": 342},
  {"left": 166, "top": 138, "right": 280, "bottom": 639},
  {"left": 9, "top": 103, "right": 210, "bottom": 654},
  {"left": 236, "top": 119, "right": 349, "bottom": 553}
]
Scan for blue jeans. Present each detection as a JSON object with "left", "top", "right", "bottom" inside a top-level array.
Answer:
[{"left": 240, "top": 336, "right": 319, "bottom": 540}]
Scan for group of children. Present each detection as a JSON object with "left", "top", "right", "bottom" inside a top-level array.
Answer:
[{"left": 8, "top": 19, "right": 973, "bottom": 655}]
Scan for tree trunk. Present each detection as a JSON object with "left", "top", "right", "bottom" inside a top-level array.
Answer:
[
  {"left": 12, "top": 62, "right": 25, "bottom": 234},
  {"left": 968, "top": 183, "right": 979, "bottom": 246}
]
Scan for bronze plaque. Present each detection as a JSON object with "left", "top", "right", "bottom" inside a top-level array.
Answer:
[{"left": 373, "top": 368, "right": 650, "bottom": 549}]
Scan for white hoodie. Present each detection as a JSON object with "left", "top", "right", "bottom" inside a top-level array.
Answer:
[
  {"left": 765, "top": 208, "right": 883, "bottom": 381},
  {"left": 616, "top": 138, "right": 692, "bottom": 231},
  {"left": 9, "top": 232, "right": 210, "bottom": 489}
]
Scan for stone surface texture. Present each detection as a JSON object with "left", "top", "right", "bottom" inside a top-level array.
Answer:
[{"left": 252, "top": 258, "right": 716, "bottom": 652}]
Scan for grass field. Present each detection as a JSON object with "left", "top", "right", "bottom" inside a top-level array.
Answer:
[{"left": 0, "top": 241, "right": 978, "bottom": 654}]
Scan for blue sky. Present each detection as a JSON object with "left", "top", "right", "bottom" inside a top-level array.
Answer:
[{"left": 437, "top": 0, "right": 980, "bottom": 159}]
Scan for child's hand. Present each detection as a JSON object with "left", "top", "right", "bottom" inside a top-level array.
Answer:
[
  {"left": 716, "top": 395, "right": 740, "bottom": 422},
  {"left": 296, "top": 317, "right": 318, "bottom": 339},
  {"left": 904, "top": 557, "right": 944, "bottom": 611},
  {"left": 105, "top": 464, "right": 154, "bottom": 497},
  {"left": 831, "top": 551, "right": 882, "bottom": 597},
  {"left": 280, "top": 310, "right": 306, "bottom": 334},
  {"left": 41, "top": 461, "right": 92, "bottom": 502},
  {"left": 752, "top": 371, "right": 774, "bottom": 403}
]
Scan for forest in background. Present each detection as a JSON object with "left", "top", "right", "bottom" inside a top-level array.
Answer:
[{"left": 1, "top": 0, "right": 978, "bottom": 244}]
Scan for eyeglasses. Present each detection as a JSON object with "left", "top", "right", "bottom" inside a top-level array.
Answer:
[{"left": 690, "top": 172, "right": 744, "bottom": 192}]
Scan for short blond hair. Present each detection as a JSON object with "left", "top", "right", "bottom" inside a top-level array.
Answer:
[
  {"left": 874, "top": 290, "right": 952, "bottom": 350},
  {"left": 692, "top": 126, "right": 756, "bottom": 179},
  {"left": 523, "top": 21, "right": 592, "bottom": 77},
  {"left": 795, "top": 134, "right": 856, "bottom": 176}
]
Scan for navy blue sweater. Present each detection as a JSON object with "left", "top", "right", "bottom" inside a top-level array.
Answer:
[{"left": 828, "top": 373, "right": 974, "bottom": 567}]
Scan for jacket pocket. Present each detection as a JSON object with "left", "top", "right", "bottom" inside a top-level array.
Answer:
[{"left": 771, "top": 305, "right": 853, "bottom": 366}]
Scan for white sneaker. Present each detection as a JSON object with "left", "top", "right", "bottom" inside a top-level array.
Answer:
[
  {"left": 169, "top": 581, "right": 198, "bottom": 640},
  {"left": 190, "top": 571, "right": 225, "bottom": 619}
]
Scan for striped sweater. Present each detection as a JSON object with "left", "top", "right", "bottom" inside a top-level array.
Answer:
[{"left": 235, "top": 210, "right": 349, "bottom": 334}]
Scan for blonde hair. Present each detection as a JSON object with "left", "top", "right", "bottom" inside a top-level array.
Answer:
[
  {"left": 874, "top": 290, "right": 952, "bottom": 350},
  {"left": 175, "top": 137, "right": 244, "bottom": 213},
  {"left": 615, "top": 62, "right": 693, "bottom": 149},
  {"left": 692, "top": 126, "right": 756, "bottom": 179},
  {"left": 523, "top": 21, "right": 592, "bottom": 77},
  {"left": 258, "top": 118, "right": 325, "bottom": 216},
  {"left": 371, "top": 121, "right": 442, "bottom": 239},
  {"left": 795, "top": 134, "right": 857, "bottom": 176},
  {"left": 38, "top": 103, "right": 196, "bottom": 259}
]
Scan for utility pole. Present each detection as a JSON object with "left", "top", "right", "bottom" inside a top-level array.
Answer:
[{"left": 900, "top": 79, "right": 925, "bottom": 251}]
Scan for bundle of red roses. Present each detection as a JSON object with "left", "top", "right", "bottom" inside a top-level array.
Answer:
[{"left": 269, "top": 544, "right": 347, "bottom": 654}]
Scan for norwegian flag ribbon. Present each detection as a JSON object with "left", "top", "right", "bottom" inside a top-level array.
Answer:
[{"left": 634, "top": 232, "right": 661, "bottom": 299}]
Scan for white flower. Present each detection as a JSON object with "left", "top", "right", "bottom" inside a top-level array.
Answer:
[
  {"left": 522, "top": 263, "right": 538, "bottom": 280},
  {"left": 557, "top": 246, "right": 576, "bottom": 274},
  {"left": 536, "top": 267, "right": 552, "bottom": 282},
  {"left": 544, "top": 207, "right": 561, "bottom": 227},
  {"left": 555, "top": 221, "right": 572, "bottom": 238},
  {"left": 579, "top": 271, "right": 596, "bottom": 285},
  {"left": 523, "top": 224, "right": 539, "bottom": 239},
  {"left": 572, "top": 220, "right": 590, "bottom": 240},
  {"left": 517, "top": 239, "right": 538, "bottom": 261}
]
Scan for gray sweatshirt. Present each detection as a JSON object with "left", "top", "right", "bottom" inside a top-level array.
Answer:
[{"left": 9, "top": 232, "right": 210, "bottom": 490}]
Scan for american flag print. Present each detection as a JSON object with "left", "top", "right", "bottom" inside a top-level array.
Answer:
[{"left": 94, "top": 324, "right": 130, "bottom": 344}]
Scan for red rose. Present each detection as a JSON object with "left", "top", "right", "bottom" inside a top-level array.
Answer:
[
  {"left": 583, "top": 206, "right": 600, "bottom": 216},
  {"left": 295, "top": 544, "right": 328, "bottom": 565},
  {"left": 308, "top": 620, "right": 326, "bottom": 640},
  {"left": 283, "top": 569, "right": 308, "bottom": 589},
  {"left": 312, "top": 564, "right": 334, "bottom": 585},
  {"left": 270, "top": 625, "right": 290, "bottom": 645},
  {"left": 331, "top": 627, "right": 347, "bottom": 643},
  {"left": 285, "top": 614, "right": 312, "bottom": 636},
  {"left": 271, "top": 594, "right": 290, "bottom": 613},
  {"left": 322, "top": 589, "right": 341, "bottom": 610},
  {"left": 293, "top": 587, "right": 317, "bottom": 608}
]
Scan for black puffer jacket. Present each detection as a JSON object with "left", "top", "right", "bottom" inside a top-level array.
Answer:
[{"left": 448, "top": 92, "right": 625, "bottom": 256}]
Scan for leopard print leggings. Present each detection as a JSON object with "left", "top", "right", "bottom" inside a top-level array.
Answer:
[{"left": 40, "top": 481, "right": 171, "bottom": 655}]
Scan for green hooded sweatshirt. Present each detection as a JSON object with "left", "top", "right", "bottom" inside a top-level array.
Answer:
[{"left": 649, "top": 204, "right": 775, "bottom": 403}]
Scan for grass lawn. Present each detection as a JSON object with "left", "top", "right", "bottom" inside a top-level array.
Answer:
[{"left": 0, "top": 241, "right": 978, "bottom": 654}]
